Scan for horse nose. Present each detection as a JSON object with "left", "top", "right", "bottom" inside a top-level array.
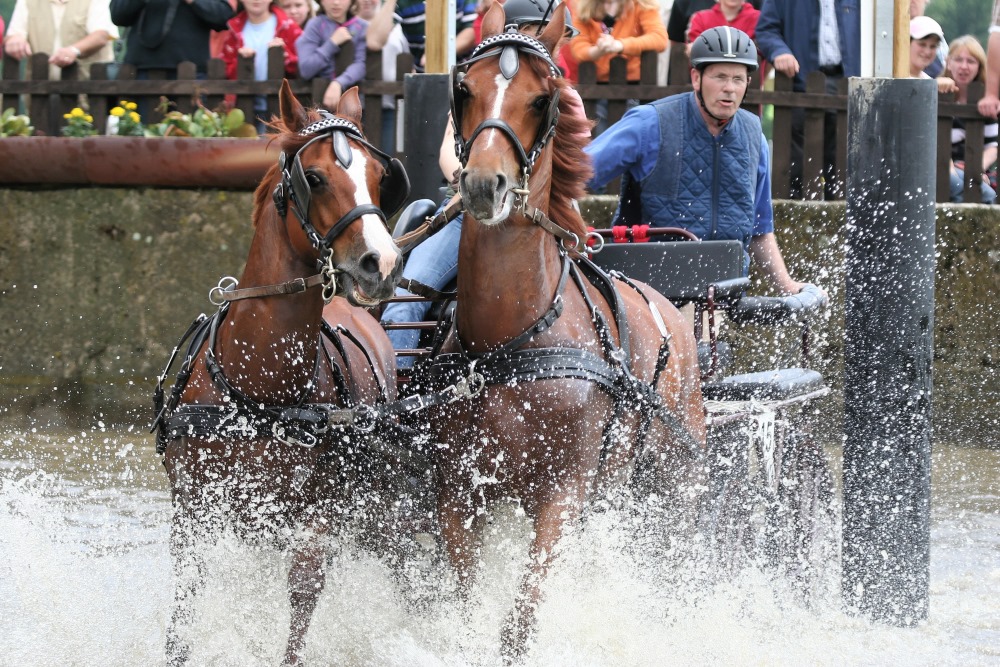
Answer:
[
  {"left": 461, "top": 169, "right": 506, "bottom": 202},
  {"left": 359, "top": 248, "right": 382, "bottom": 279}
]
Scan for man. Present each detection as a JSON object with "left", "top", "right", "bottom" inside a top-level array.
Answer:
[
  {"left": 586, "top": 26, "right": 809, "bottom": 295},
  {"left": 754, "top": 0, "right": 860, "bottom": 199}
]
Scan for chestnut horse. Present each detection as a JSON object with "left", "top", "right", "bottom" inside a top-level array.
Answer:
[
  {"left": 425, "top": 5, "right": 707, "bottom": 659},
  {"left": 152, "top": 82, "right": 405, "bottom": 665}
]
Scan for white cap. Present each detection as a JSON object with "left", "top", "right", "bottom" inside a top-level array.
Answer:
[{"left": 910, "top": 15, "right": 945, "bottom": 41}]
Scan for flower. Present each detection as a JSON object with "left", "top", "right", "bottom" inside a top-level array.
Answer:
[
  {"left": 0, "top": 108, "right": 33, "bottom": 137},
  {"left": 61, "top": 107, "right": 96, "bottom": 137},
  {"left": 108, "top": 100, "right": 144, "bottom": 136}
]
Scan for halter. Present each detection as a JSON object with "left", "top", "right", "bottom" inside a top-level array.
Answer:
[
  {"left": 450, "top": 27, "right": 563, "bottom": 174},
  {"left": 272, "top": 113, "right": 410, "bottom": 299}
]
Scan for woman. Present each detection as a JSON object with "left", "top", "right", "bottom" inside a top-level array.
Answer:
[
  {"left": 944, "top": 35, "right": 997, "bottom": 204},
  {"left": 296, "top": 0, "right": 367, "bottom": 109},
  {"left": 570, "top": 0, "right": 665, "bottom": 135}
]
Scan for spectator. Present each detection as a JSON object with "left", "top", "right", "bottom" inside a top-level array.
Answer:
[
  {"left": 110, "top": 0, "right": 234, "bottom": 75},
  {"left": 978, "top": 0, "right": 1000, "bottom": 118},
  {"left": 755, "top": 0, "right": 860, "bottom": 199},
  {"left": 570, "top": 0, "right": 666, "bottom": 134},
  {"left": 4, "top": 0, "right": 118, "bottom": 81},
  {"left": 281, "top": 0, "right": 316, "bottom": 28},
  {"left": 362, "top": 0, "right": 409, "bottom": 153},
  {"left": 296, "top": 0, "right": 367, "bottom": 109},
  {"left": 909, "top": 0, "right": 946, "bottom": 77},
  {"left": 908, "top": 16, "right": 954, "bottom": 93},
  {"left": 686, "top": 0, "right": 760, "bottom": 48},
  {"left": 586, "top": 27, "right": 813, "bottom": 295},
  {"left": 390, "top": 0, "right": 477, "bottom": 69},
  {"left": 942, "top": 34, "right": 997, "bottom": 204},
  {"left": 221, "top": 0, "right": 302, "bottom": 131},
  {"left": 664, "top": 0, "right": 760, "bottom": 82}
]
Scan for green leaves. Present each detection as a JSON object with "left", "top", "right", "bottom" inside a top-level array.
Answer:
[
  {"left": 144, "top": 100, "right": 258, "bottom": 138},
  {"left": 0, "top": 108, "right": 33, "bottom": 137}
]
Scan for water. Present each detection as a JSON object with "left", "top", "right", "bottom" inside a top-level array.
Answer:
[{"left": 1, "top": 426, "right": 997, "bottom": 666}]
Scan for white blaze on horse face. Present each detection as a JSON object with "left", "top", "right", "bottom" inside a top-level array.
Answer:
[
  {"left": 346, "top": 149, "right": 400, "bottom": 279},
  {"left": 483, "top": 72, "right": 512, "bottom": 151}
]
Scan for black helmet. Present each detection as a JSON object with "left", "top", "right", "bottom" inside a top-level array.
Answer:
[
  {"left": 501, "top": 0, "right": 579, "bottom": 38},
  {"left": 690, "top": 26, "right": 758, "bottom": 73}
]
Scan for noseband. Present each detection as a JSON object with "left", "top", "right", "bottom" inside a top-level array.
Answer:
[
  {"left": 272, "top": 113, "right": 409, "bottom": 262},
  {"left": 450, "top": 28, "right": 563, "bottom": 175}
]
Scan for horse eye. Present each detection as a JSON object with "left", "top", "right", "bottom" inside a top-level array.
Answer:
[
  {"left": 305, "top": 171, "right": 324, "bottom": 188},
  {"left": 531, "top": 95, "right": 550, "bottom": 113}
]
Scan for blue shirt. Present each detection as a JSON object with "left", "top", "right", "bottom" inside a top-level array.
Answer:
[{"left": 585, "top": 102, "right": 775, "bottom": 238}]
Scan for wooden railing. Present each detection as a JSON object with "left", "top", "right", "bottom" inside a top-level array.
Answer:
[{"left": 1, "top": 47, "right": 992, "bottom": 203}]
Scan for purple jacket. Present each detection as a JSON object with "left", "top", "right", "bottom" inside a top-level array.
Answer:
[{"left": 296, "top": 15, "right": 368, "bottom": 89}]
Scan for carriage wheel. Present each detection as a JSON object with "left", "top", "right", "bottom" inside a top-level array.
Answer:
[
  {"left": 766, "top": 428, "right": 839, "bottom": 602},
  {"left": 701, "top": 422, "right": 772, "bottom": 575}
]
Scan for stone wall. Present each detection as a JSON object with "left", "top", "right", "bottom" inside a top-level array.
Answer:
[{"left": 2, "top": 189, "right": 998, "bottom": 446}]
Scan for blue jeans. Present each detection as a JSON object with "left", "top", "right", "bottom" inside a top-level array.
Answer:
[
  {"left": 950, "top": 167, "right": 996, "bottom": 204},
  {"left": 381, "top": 212, "right": 463, "bottom": 366}
]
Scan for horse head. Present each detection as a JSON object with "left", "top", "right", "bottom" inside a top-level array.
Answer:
[
  {"left": 270, "top": 80, "right": 406, "bottom": 306},
  {"left": 451, "top": 3, "right": 567, "bottom": 224}
]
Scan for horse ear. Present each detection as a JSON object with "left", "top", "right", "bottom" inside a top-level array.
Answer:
[
  {"left": 481, "top": 1, "right": 505, "bottom": 40},
  {"left": 537, "top": 2, "right": 567, "bottom": 55},
  {"left": 279, "top": 79, "right": 309, "bottom": 133},
  {"left": 336, "top": 87, "right": 364, "bottom": 127}
]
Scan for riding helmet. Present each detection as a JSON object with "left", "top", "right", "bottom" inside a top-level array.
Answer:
[
  {"left": 689, "top": 26, "right": 759, "bottom": 73},
  {"left": 501, "top": 0, "right": 579, "bottom": 37}
]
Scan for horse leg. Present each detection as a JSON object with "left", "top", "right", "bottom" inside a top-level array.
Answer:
[
  {"left": 165, "top": 495, "right": 207, "bottom": 666},
  {"left": 283, "top": 523, "right": 329, "bottom": 666},
  {"left": 501, "top": 497, "right": 580, "bottom": 664}
]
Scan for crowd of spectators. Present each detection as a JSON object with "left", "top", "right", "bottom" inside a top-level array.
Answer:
[{"left": 1, "top": 0, "right": 999, "bottom": 198}]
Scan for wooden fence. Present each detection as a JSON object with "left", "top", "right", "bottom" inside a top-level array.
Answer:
[{"left": 1, "top": 46, "right": 993, "bottom": 203}]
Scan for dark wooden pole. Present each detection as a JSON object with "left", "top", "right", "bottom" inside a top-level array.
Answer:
[{"left": 842, "top": 77, "right": 935, "bottom": 624}]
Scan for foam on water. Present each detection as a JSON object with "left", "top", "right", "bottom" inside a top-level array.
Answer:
[{"left": 1, "top": 429, "right": 998, "bottom": 666}]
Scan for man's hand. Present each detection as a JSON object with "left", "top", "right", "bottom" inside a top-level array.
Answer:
[
  {"left": 773, "top": 53, "right": 799, "bottom": 79},
  {"left": 323, "top": 80, "right": 343, "bottom": 109},
  {"left": 979, "top": 92, "right": 1000, "bottom": 118},
  {"left": 4, "top": 35, "right": 31, "bottom": 60},
  {"left": 49, "top": 45, "right": 80, "bottom": 68}
]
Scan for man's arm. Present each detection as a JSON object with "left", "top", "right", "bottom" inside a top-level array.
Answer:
[
  {"left": 583, "top": 104, "right": 657, "bottom": 191},
  {"left": 753, "top": 0, "right": 795, "bottom": 73},
  {"left": 980, "top": 27, "right": 1000, "bottom": 118},
  {"left": 748, "top": 233, "right": 807, "bottom": 295},
  {"left": 186, "top": 0, "right": 238, "bottom": 31}
]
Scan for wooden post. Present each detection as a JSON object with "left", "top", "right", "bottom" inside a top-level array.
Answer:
[
  {"left": 842, "top": 76, "right": 935, "bottom": 626},
  {"left": 425, "top": 0, "right": 455, "bottom": 74}
]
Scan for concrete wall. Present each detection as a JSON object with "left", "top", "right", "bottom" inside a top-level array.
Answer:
[{"left": 2, "top": 189, "right": 998, "bottom": 446}]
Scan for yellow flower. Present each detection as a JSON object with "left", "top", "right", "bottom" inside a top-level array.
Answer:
[
  {"left": 84, "top": 114, "right": 93, "bottom": 122},
  {"left": 70, "top": 107, "right": 85, "bottom": 118},
  {"left": 63, "top": 112, "right": 72, "bottom": 119},
  {"left": 110, "top": 107, "right": 125, "bottom": 117},
  {"left": 126, "top": 102, "right": 138, "bottom": 111},
  {"left": 129, "top": 112, "right": 140, "bottom": 124}
]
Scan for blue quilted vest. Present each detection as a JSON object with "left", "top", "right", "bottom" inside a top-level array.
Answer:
[{"left": 615, "top": 92, "right": 761, "bottom": 274}]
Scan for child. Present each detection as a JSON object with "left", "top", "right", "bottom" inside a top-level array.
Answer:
[
  {"left": 296, "top": 0, "right": 368, "bottom": 109},
  {"left": 222, "top": 0, "right": 303, "bottom": 130},
  {"left": 280, "top": 0, "right": 316, "bottom": 29}
]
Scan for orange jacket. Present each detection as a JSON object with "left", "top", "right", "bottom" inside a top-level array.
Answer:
[{"left": 570, "top": 4, "right": 667, "bottom": 82}]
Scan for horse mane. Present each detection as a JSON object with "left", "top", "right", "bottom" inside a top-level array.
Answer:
[
  {"left": 251, "top": 108, "right": 333, "bottom": 226},
  {"left": 528, "top": 58, "right": 594, "bottom": 240}
]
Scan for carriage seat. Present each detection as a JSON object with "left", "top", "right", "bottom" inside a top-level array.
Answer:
[
  {"left": 701, "top": 368, "right": 825, "bottom": 402},
  {"left": 392, "top": 198, "right": 439, "bottom": 241},
  {"left": 590, "top": 239, "right": 744, "bottom": 302}
]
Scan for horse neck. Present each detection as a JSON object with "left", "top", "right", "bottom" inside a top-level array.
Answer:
[
  {"left": 456, "top": 157, "right": 562, "bottom": 350},
  {"left": 217, "top": 203, "right": 326, "bottom": 397}
]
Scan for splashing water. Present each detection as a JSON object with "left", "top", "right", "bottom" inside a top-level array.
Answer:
[{"left": 1, "top": 428, "right": 997, "bottom": 666}]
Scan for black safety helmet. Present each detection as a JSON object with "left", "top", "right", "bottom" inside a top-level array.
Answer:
[
  {"left": 689, "top": 26, "right": 758, "bottom": 73},
  {"left": 501, "top": 0, "right": 579, "bottom": 38}
]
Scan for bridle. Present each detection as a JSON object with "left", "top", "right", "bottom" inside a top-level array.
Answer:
[
  {"left": 271, "top": 113, "right": 410, "bottom": 300},
  {"left": 450, "top": 28, "right": 563, "bottom": 177}
]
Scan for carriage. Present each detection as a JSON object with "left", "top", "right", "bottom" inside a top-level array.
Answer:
[{"left": 150, "top": 7, "right": 836, "bottom": 662}]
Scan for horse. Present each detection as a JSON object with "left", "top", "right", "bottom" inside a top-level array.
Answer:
[
  {"left": 423, "top": 4, "right": 707, "bottom": 659},
  {"left": 151, "top": 81, "right": 407, "bottom": 666}
]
